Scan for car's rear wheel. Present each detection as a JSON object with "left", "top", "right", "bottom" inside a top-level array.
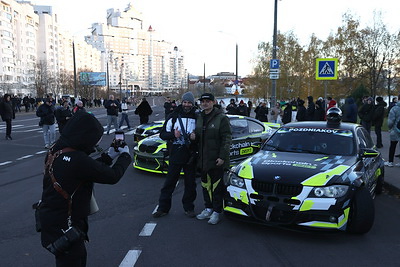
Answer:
[{"left": 347, "top": 187, "right": 375, "bottom": 234}]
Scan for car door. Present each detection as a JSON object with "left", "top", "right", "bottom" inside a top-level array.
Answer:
[
  {"left": 229, "top": 118, "right": 264, "bottom": 164},
  {"left": 356, "top": 127, "right": 380, "bottom": 191}
]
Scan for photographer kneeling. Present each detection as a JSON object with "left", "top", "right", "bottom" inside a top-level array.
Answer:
[{"left": 38, "top": 111, "right": 131, "bottom": 266}]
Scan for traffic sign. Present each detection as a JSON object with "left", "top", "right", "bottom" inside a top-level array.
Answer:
[
  {"left": 270, "top": 59, "right": 280, "bottom": 69},
  {"left": 270, "top": 74, "right": 279, "bottom": 79},
  {"left": 269, "top": 69, "right": 279, "bottom": 73},
  {"left": 316, "top": 58, "right": 338, "bottom": 80}
]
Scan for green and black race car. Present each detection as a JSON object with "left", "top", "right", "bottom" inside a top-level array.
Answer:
[
  {"left": 224, "top": 116, "right": 384, "bottom": 234},
  {"left": 133, "top": 115, "right": 279, "bottom": 174},
  {"left": 133, "top": 120, "right": 164, "bottom": 142}
]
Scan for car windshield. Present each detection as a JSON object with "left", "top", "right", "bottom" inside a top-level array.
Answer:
[{"left": 263, "top": 127, "right": 354, "bottom": 156}]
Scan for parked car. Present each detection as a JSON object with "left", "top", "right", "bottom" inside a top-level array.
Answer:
[
  {"left": 224, "top": 118, "right": 384, "bottom": 234},
  {"left": 133, "top": 120, "right": 164, "bottom": 142},
  {"left": 133, "top": 115, "right": 279, "bottom": 174}
]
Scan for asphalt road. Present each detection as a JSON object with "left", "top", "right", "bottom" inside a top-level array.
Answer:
[{"left": 1, "top": 97, "right": 399, "bottom": 267}]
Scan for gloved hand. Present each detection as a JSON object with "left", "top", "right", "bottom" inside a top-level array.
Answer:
[
  {"left": 118, "top": 145, "right": 130, "bottom": 155},
  {"left": 107, "top": 147, "right": 120, "bottom": 160}
]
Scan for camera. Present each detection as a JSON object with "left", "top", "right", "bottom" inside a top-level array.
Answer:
[
  {"left": 112, "top": 131, "right": 126, "bottom": 152},
  {"left": 46, "top": 226, "right": 83, "bottom": 256}
]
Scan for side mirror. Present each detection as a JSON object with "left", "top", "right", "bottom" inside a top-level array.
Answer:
[{"left": 359, "top": 148, "right": 379, "bottom": 158}]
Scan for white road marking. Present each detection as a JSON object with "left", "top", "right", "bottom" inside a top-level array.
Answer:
[
  {"left": 152, "top": 205, "right": 159, "bottom": 215},
  {"left": 119, "top": 249, "right": 142, "bottom": 267},
  {"left": 16, "top": 155, "right": 34, "bottom": 160},
  {"left": 0, "top": 161, "right": 12, "bottom": 166},
  {"left": 36, "top": 151, "right": 47, "bottom": 154},
  {"left": 139, "top": 222, "right": 157, "bottom": 237}
]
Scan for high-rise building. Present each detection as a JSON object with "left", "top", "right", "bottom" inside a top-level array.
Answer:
[{"left": 85, "top": 3, "right": 186, "bottom": 96}]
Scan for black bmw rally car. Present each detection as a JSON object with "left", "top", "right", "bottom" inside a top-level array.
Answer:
[{"left": 224, "top": 108, "right": 384, "bottom": 234}]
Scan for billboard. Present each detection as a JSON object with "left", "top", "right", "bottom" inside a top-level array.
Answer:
[{"left": 79, "top": 72, "right": 107, "bottom": 86}]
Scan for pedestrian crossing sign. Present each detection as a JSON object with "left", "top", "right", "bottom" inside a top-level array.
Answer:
[{"left": 316, "top": 58, "right": 338, "bottom": 80}]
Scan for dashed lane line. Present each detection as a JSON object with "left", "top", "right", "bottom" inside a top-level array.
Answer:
[
  {"left": 119, "top": 249, "right": 142, "bottom": 267},
  {"left": 16, "top": 155, "right": 34, "bottom": 160},
  {"left": 0, "top": 161, "right": 12, "bottom": 166},
  {"left": 139, "top": 222, "right": 157, "bottom": 237}
]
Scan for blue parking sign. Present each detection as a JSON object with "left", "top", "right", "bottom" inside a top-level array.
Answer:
[{"left": 270, "top": 59, "right": 280, "bottom": 69}]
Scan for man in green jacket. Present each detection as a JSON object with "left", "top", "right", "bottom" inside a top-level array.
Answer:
[{"left": 190, "top": 93, "right": 231, "bottom": 225}]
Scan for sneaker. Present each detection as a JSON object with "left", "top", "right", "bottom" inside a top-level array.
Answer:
[
  {"left": 184, "top": 210, "right": 196, "bottom": 218},
  {"left": 196, "top": 209, "right": 213, "bottom": 220},
  {"left": 395, "top": 163, "right": 400, "bottom": 167},
  {"left": 208, "top": 212, "right": 221, "bottom": 225},
  {"left": 384, "top": 162, "right": 393, "bottom": 167},
  {"left": 44, "top": 144, "right": 50, "bottom": 149},
  {"left": 153, "top": 210, "right": 168, "bottom": 218}
]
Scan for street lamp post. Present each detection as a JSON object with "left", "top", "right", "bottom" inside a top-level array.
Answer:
[
  {"left": 271, "top": 0, "right": 278, "bottom": 106},
  {"left": 73, "top": 41, "right": 77, "bottom": 98},
  {"left": 203, "top": 63, "right": 206, "bottom": 93}
]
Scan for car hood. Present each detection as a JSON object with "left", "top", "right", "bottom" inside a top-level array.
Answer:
[{"left": 235, "top": 151, "right": 358, "bottom": 186}]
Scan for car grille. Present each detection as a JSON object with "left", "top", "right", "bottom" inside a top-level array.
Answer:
[
  {"left": 138, "top": 144, "right": 157, "bottom": 153},
  {"left": 135, "top": 155, "right": 166, "bottom": 171},
  {"left": 136, "top": 128, "right": 145, "bottom": 134},
  {"left": 252, "top": 180, "right": 303, "bottom": 197}
]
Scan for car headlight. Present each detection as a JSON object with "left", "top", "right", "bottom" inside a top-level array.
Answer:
[
  {"left": 228, "top": 172, "right": 245, "bottom": 188},
  {"left": 313, "top": 185, "right": 349, "bottom": 198}
]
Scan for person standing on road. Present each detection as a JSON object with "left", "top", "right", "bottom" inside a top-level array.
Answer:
[
  {"left": 0, "top": 94, "right": 15, "bottom": 140},
  {"left": 306, "top": 96, "right": 315, "bottom": 121},
  {"left": 190, "top": 93, "right": 231, "bottom": 225},
  {"left": 134, "top": 97, "right": 153, "bottom": 124},
  {"left": 153, "top": 92, "right": 198, "bottom": 218},
  {"left": 358, "top": 97, "right": 375, "bottom": 134},
  {"left": 36, "top": 98, "right": 56, "bottom": 149},
  {"left": 55, "top": 100, "right": 72, "bottom": 134},
  {"left": 341, "top": 97, "right": 358, "bottom": 123},
  {"left": 372, "top": 96, "right": 387, "bottom": 148},
  {"left": 38, "top": 112, "right": 131, "bottom": 266},
  {"left": 118, "top": 100, "right": 132, "bottom": 130},
  {"left": 163, "top": 96, "right": 173, "bottom": 120},
  {"left": 104, "top": 95, "right": 120, "bottom": 135},
  {"left": 386, "top": 94, "right": 400, "bottom": 167},
  {"left": 255, "top": 102, "right": 269, "bottom": 122},
  {"left": 72, "top": 100, "right": 86, "bottom": 115}
]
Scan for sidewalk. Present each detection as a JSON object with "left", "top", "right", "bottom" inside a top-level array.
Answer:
[{"left": 372, "top": 131, "right": 400, "bottom": 194}]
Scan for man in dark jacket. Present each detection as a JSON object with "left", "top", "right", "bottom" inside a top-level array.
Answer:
[
  {"left": 135, "top": 97, "right": 153, "bottom": 124},
  {"left": 281, "top": 102, "right": 293, "bottom": 124},
  {"left": 55, "top": 100, "right": 72, "bottom": 133},
  {"left": 255, "top": 102, "right": 269, "bottom": 122},
  {"left": 226, "top": 99, "right": 238, "bottom": 115},
  {"left": 190, "top": 93, "right": 231, "bottom": 225},
  {"left": 296, "top": 99, "right": 307, "bottom": 121},
  {"left": 358, "top": 97, "right": 375, "bottom": 134},
  {"left": 0, "top": 94, "right": 15, "bottom": 140},
  {"left": 153, "top": 92, "right": 197, "bottom": 218},
  {"left": 236, "top": 100, "right": 248, "bottom": 116},
  {"left": 104, "top": 95, "right": 120, "bottom": 135},
  {"left": 342, "top": 97, "right": 358, "bottom": 123},
  {"left": 163, "top": 97, "right": 172, "bottom": 119},
  {"left": 38, "top": 112, "right": 131, "bottom": 266},
  {"left": 314, "top": 97, "right": 326, "bottom": 121},
  {"left": 36, "top": 98, "right": 56, "bottom": 148},
  {"left": 372, "top": 96, "right": 387, "bottom": 148},
  {"left": 306, "top": 96, "right": 315, "bottom": 121}
]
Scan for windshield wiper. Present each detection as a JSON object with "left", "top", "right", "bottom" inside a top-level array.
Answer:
[{"left": 264, "top": 143, "right": 286, "bottom": 152}]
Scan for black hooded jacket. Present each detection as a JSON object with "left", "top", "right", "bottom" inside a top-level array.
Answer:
[{"left": 39, "top": 112, "right": 131, "bottom": 247}]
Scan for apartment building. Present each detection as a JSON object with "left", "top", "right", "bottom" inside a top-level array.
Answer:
[{"left": 85, "top": 3, "right": 187, "bottom": 95}]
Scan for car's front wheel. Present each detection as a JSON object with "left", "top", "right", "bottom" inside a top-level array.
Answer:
[{"left": 346, "top": 187, "right": 375, "bottom": 234}]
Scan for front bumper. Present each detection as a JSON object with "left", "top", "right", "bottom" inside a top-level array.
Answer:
[
  {"left": 224, "top": 184, "right": 351, "bottom": 231},
  {"left": 133, "top": 152, "right": 169, "bottom": 174}
]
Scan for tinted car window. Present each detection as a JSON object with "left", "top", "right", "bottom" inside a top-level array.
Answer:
[
  {"left": 230, "top": 119, "right": 249, "bottom": 138},
  {"left": 248, "top": 120, "right": 264, "bottom": 134},
  {"left": 264, "top": 127, "right": 355, "bottom": 156},
  {"left": 356, "top": 127, "right": 374, "bottom": 149}
]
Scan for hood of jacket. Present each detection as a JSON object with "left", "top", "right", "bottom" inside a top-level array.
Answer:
[{"left": 53, "top": 112, "right": 103, "bottom": 154}]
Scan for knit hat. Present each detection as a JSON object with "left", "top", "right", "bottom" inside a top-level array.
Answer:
[
  {"left": 182, "top": 91, "right": 195, "bottom": 105},
  {"left": 376, "top": 96, "right": 383, "bottom": 102}
]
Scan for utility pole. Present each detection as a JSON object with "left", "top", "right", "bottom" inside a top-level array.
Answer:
[
  {"left": 73, "top": 41, "right": 77, "bottom": 98},
  {"left": 271, "top": 0, "right": 278, "bottom": 106},
  {"left": 203, "top": 63, "right": 206, "bottom": 93}
]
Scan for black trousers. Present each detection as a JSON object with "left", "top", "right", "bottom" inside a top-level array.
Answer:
[
  {"left": 389, "top": 141, "right": 399, "bottom": 163},
  {"left": 158, "top": 162, "right": 197, "bottom": 212},
  {"left": 55, "top": 239, "right": 87, "bottom": 267},
  {"left": 375, "top": 125, "right": 382, "bottom": 147},
  {"left": 200, "top": 168, "right": 225, "bottom": 213},
  {"left": 4, "top": 119, "right": 11, "bottom": 136},
  {"left": 139, "top": 115, "right": 149, "bottom": 124}
]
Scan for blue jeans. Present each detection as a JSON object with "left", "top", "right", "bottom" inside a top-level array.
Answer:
[
  {"left": 107, "top": 115, "right": 118, "bottom": 133},
  {"left": 42, "top": 124, "right": 56, "bottom": 146},
  {"left": 119, "top": 113, "right": 131, "bottom": 129}
]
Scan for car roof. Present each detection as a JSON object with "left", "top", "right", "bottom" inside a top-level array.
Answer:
[{"left": 282, "top": 121, "right": 358, "bottom": 131}]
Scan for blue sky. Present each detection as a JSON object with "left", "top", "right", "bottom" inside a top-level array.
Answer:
[{"left": 32, "top": 0, "right": 400, "bottom": 76}]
